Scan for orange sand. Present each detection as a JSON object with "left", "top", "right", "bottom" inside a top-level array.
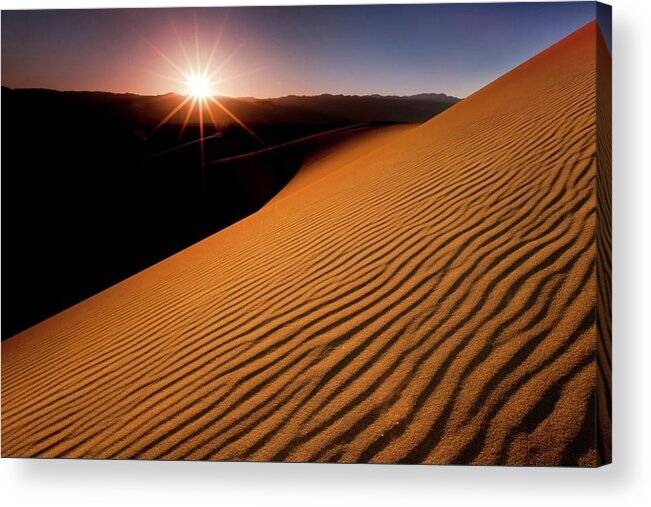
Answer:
[{"left": 1, "top": 21, "right": 611, "bottom": 466}]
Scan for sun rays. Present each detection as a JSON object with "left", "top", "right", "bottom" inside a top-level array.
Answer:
[{"left": 147, "top": 24, "right": 264, "bottom": 186}]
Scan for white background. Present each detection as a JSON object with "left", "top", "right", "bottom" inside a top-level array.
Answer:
[{"left": 1, "top": 0, "right": 649, "bottom": 505}]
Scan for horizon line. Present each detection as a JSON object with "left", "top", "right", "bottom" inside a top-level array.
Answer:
[{"left": 0, "top": 85, "right": 464, "bottom": 101}]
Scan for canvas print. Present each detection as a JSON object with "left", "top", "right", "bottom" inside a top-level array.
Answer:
[{"left": 1, "top": 2, "right": 611, "bottom": 466}]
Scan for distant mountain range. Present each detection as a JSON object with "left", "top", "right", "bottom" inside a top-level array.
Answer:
[{"left": 1, "top": 87, "right": 460, "bottom": 127}]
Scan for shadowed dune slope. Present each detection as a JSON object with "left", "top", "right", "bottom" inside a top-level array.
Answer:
[{"left": 1, "top": 21, "right": 610, "bottom": 466}]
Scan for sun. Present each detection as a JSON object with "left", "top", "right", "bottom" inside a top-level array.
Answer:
[
  {"left": 186, "top": 74, "right": 212, "bottom": 99},
  {"left": 147, "top": 28, "right": 265, "bottom": 181}
]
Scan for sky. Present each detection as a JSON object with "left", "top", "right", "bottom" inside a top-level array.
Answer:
[{"left": 1, "top": 2, "right": 607, "bottom": 99}]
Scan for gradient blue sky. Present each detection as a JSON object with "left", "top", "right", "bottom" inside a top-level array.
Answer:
[{"left": 1, "top": 2, "right": 607, "bottom": 98}]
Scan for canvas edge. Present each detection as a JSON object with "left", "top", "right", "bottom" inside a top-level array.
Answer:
[{"left": 594, "top": 0, "right": 612, "bottom": 467}]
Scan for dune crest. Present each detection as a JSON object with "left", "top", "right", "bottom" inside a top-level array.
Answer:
[{"left": 1, "top": 21, "right": 610, "bottom": 466}]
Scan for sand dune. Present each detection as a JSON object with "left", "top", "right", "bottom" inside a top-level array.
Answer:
[
  {"left": 1, "top": 21, "right": 611, "bottom": 465},
  {"left": 270, "top": 124, "right": 414, "bottom": 202}
]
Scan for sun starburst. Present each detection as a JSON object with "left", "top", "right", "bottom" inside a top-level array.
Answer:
[{"left": 147, "top": 24, "right": 264, "bottom": 191}]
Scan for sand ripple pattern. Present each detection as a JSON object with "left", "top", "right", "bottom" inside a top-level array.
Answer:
[{"left": 1, "top": 22, "right": 611, "bottom": 466}]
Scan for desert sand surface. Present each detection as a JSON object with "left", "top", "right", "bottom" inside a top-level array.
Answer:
[
  {"left": 1, "top": 22, "right": 610, "bottom": 465},
  {"left": 269, "top": 124, "right": 415, "bottom": 203}
]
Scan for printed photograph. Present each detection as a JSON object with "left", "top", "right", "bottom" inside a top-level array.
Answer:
[{"left": 1, "top": 2, "right": 611, "bottom": 466}]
